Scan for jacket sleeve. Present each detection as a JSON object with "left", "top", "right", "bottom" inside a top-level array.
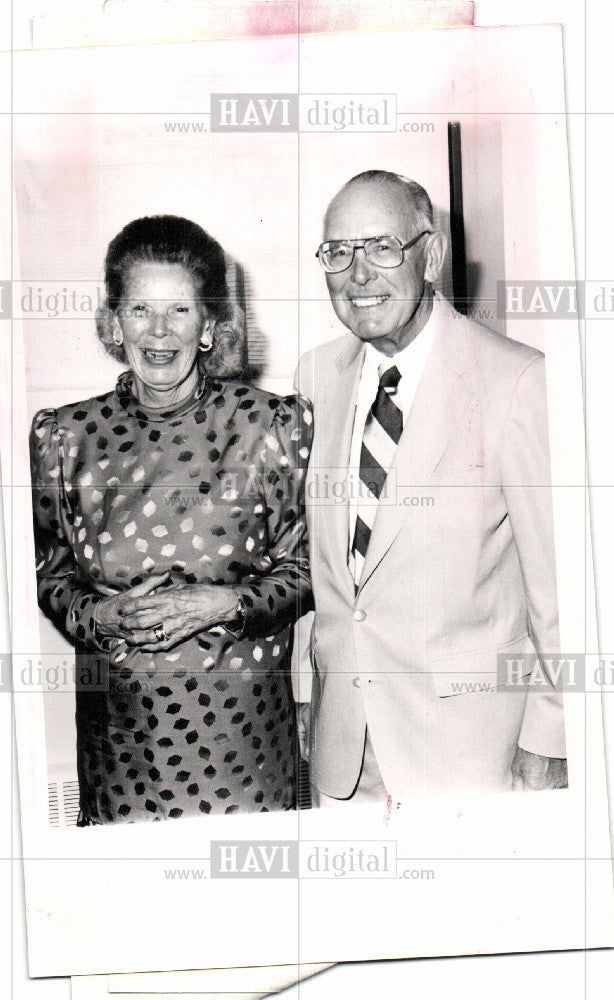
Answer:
[
  {"left": 500, "top": 355, "right": 566, "bottom": 759},
  {"left": 235, "top": 394, "right": 314, "bottom": 639},
  {"left": 290, "top": 609, "right": 314, "bottom": 703},
  {"left": 30, "top": 408, "right": 109, "bottom": 651}
]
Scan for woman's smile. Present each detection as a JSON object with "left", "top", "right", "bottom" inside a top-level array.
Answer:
[{"left": 140, "top": 347, "right": 180, "bottom": 364}]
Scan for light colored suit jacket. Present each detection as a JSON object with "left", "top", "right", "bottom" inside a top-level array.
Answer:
[{"left": 295, "top": 293, "right": 565, "bottom": 799}]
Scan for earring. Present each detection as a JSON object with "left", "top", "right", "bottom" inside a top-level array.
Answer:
[
  {"left": 199, "top": 326, "right": 213, "bottom": 352},
  {"left": 112, "top": 324, "right": 123, "bottom": 346}
]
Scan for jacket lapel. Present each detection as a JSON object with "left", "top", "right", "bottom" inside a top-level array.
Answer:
[
  {"left": 312, "top": 336, "right": 364, "bottom": 594},
  {"left": 357, "top": 302, "right": 474, "bottom": 592}
]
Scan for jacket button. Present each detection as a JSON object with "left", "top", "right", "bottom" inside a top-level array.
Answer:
[
  {"left": 352, "top": 677, "right": 361, "bottom": 688},
  {"left": 353, "top": 608, "right": 366, "bottom": 622}
]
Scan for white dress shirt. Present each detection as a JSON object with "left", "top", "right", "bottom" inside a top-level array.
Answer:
[{"left": 347, "top": 298, "right": 438, "bottom": 553}]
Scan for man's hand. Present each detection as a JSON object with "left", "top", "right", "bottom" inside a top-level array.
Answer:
[
  {"left": 511, "top": 747, "right": 568, "bottom": 791},
  {"left": 297, "top": 703, "right": 311, "bottom": 761}
]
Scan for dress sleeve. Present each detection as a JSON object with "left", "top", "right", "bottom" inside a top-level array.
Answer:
[
  {"left": 30, "top": 409, "right": 108, "bottom": 651},
  {"left": 235, "top": 394, "right": 314, "bottom": 639}
]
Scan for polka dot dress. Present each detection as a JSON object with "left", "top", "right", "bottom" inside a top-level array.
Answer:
[{"left": 30, "top": 371, "right": 313, "bottom": 824}]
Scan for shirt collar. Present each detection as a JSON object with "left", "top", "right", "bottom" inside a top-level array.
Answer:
[{"left": 363, "top": 290, "right": 439, "bottom": 381}]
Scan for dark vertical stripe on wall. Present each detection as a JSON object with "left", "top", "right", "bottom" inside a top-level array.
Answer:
[
  {"left": 447, "top": 121, "right": 468, "bottom": 315},
  {"left": 233, "top": 261, "right": 250, "bottom": 370},
  {"left": 234, "top": 259, "right": 247, "bottom": 315}
]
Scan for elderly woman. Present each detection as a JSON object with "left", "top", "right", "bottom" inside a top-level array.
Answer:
[{"left": 30, "top": 215, "right": 313, "bottom": 823}]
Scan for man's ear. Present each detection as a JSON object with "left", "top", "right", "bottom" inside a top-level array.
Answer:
[{"left": 424, "top": 232, "right": 447, "bottom": 283}]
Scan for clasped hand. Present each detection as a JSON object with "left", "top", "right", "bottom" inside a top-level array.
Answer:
[{"left": 95, "top": 573, "right": 239, "bottom": 651}]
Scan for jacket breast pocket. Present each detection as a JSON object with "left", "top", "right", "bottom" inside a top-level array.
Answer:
[{"left": 429, "top": 634, "right": 536, "bottom": 698}]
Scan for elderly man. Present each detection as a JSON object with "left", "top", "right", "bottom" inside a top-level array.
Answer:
[{"left": 295, "top": 169, "right": 567, "bottom": 806}]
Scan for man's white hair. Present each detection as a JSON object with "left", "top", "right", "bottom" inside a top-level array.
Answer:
[{"left": 326, "top": 170, "right": 434, "bottom": 232}]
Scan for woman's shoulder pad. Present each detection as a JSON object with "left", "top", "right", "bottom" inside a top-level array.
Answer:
[
  {"left": 35, "top": 389, "right": 117, "bottom": 428},
  {"left": 211, "top": 379, "right": 308, "bottom": 412}
]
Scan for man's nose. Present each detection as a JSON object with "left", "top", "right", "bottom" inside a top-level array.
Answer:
[{"left": 349, "top": 247, "right": 373, "bottom": 284}]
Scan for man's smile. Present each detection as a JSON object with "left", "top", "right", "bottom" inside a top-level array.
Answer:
[{"left": 349, "top": 295, "right": 390, "bottom": 308}]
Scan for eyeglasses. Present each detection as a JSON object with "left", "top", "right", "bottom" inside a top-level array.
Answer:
[
  {"left": 118, "top": 302, "right": 201, "bottom": 324},
  {"left": 316, "top": 231, "right": 432, "bottom": 273}
]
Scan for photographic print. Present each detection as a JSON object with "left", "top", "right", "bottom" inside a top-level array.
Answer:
[{"left": 4, "top": 18, "right": 613, "bottom": 980}]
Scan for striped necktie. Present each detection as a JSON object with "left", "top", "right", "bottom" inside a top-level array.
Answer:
[{"left": 351, "top": 363, "right": 403, "bottom": 587}]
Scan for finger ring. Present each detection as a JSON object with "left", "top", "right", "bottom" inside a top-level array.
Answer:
[{"left": 153, "top": 625, "right": 167, "bottom": 642}]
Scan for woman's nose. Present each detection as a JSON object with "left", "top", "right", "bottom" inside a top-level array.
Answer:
[{"left": 150, "top": 311, "right": 170, "bottom": 336}]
